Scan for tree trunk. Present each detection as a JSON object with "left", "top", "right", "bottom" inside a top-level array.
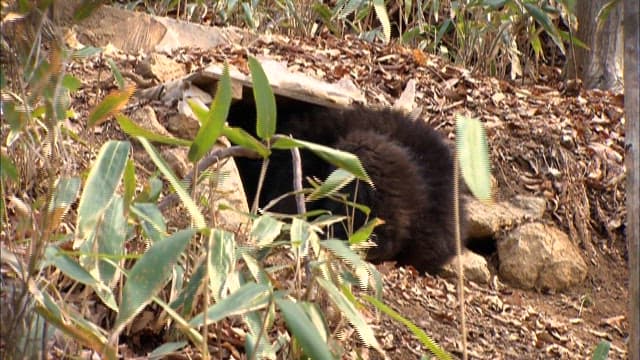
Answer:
[
  {"left": 567, "top": 1, "right": 623, "bottom": 90},
  {"left": 623, "top": 0, "right": 640, "bottom": 358}
]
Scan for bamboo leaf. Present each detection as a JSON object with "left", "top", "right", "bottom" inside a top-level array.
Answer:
[
  {"left": 523, "top": 3, "right": 565, "bottom": 54},
  {"left": 208, "top": 229, "right": 236, "bottom": 302},
  {"left": 248, "top": 57, "right": 277, "bottom": 140},
  {"left": 222, "top": 126, "right": 270, "bottom": 157},
  {"left": 307, "top": 168, "right": 355, "bottom": 201},
  {"left": 372, "top": 0, "right": 391, "bottom": 43},
  {"left": 189, "top": 65, "right": 232, "bottom": 162},
  {"left": 0, "top": 155, "right": 18, "bottom": 181},
  {"left": 114, "top": 229, "right": 195, "bottom": 334},
  {"left": 316, "top": 278, "right": 383, "bottom": 354},
  {"left": 87, "top": 86, "right": 135, "bottom": 127},
  {"left": 115, "top": 114, "right": 191, "bottom": 146},
  {"left": 138, "top": 137, "right": 206, "bottom": 229},
  {"left": 455, "top": 114, "right": 492, "bottom": 202},
  {"left": 272, "top": 137, "right": 370, "bottom": 183},
  {"left": 75, "top": 141, "right": 130, "bottom": 244},
  {"left": 274, "top": 298, "right": 335, "bottom": 360},
  {"left": 251, "top": 214, "right": 284, "bottom": 247},
  {"left": 46, "top": 176, "right": 80, "bottom": 233},
  {"left": 189, "top": 282, "right": 270, "bottom": 327},
  {"left": 363, "top": 295, "right": 451, "bottom": 360}
]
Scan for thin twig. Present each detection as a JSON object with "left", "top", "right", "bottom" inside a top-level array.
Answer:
[
  {"left": 291, "top": 146, "right": 312, "bottom": 289},
  {"left": 291, "top": 147, "right": 306, "bottom": 215},
  {"left": 252, "top": 158, "right": 270, "bottom": 214}
]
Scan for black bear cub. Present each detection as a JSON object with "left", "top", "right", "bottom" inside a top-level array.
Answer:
[{"left": 228, "top": 95, "right": 465, "bottom": 274}]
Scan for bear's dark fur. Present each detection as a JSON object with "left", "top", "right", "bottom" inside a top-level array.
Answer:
[{"left": 228, "top": 95, "right": 466, "bottom": 273}]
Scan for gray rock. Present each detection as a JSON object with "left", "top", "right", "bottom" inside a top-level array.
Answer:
[
  {"left": 466, "top": 195, "right": 546, "bottom": 238},
  {"left": 442, "top": 251, "right": 491, "bottom": 284},
  {"left": 498, "top": 222, "right": 587, "bottom": 291}
]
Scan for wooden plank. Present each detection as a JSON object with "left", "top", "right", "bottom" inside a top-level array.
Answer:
[{"left": 623, "top": 0, "right": 639, "bottom": 358}]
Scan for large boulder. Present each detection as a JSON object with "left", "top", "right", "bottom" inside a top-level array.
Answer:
[
  {"left": 498, "top": 222, "right": 587, "bottom": 291},
  {"left": 466, "top": 195, "right": 546, "bottom": 238}
]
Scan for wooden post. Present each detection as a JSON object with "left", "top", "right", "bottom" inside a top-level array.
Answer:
[{"left": 623, "top": 0, "right": 639, "bottom": 358}]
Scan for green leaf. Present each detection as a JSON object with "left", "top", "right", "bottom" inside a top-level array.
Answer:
[
  {"left": 241, "top": 2, "right": 256, "bottom": 29},
  {"left": 0, "top": 154, "right": 18, "bottom": 181},
  {"left": 242, "top": 253, "right": 271, "bottom": 285},
  {"left": 73, "top": 46, "right": 102, "bottom": 59},
  {"left": 243, "top": 283, "right": 277, "bottom": 358},
  {"left": 307, "top": 168, "right": 355, "bottom": 201},
  {"left": 75, "top": 141, "right": 130, "bottom": 244},
  {"left": 34, "top": 292, "right": 116, "bottom": 359},
  {"left": 62, "top": 74, "right": 82, "bottom": 92},
  {"left": 0, "top": 67, "right": 5, "bottom": 88},
  {"left": 274, "top": 298, "right": 335, "bottom": 360},
  {"left": 93, "top": 196, "right": 127, "bottom": 287},
  {"left": 372, "top": 0, "right": 391, "bottom": 43},
  {"left": 321, "top": 239, "right": 367, "bottom": 269},
  {"left": 87, "top": 86, "right": 135, "bottom": 127},
  {"left": 272, "top": 137, "right": 370, "bottom": 183},
  {"left": 348, "top": 217, "right": 384, "bottom": 245},
  {"left": 222, "top": 126, "right": 270, "bottom": 157},
  {"left": 107, "top": 58, "right": 125, "bottom": 90},
  {"left": 187, "top": 98, "right": 210, "bottom": 125},
  {"left": 403, "top": 0, "right": 412, "bottom": 19},
  {"left": 123, "top": 159, "right": 136, "bottom": 211},
  {"left": 435, "top": 19, "right": 453, "bottom": 50},
  {"left": 135, "top": 176, "right": 163, "bottom": 203},
  {"left": 248, "top": 57, "right": 277, "bottom": 140},
  {"left": 401, "top": 26, "right": 424, "bottom": 44},
  {"left": 312, "top": 3, "right": 339, "bottom": 35},
  {"left": 114, "top": 228, "right": 195, "bottom": 334},
  {"left": 316, "top": 278, "right": 382, "bottom": 354},
  {"left": 529, "top": 29, "right": 543, "bottom": 59},
  {"left": 300, "top": 302, "right": 329, "bottom": 343},
  {"left": 148, "top": 341, "right": 188, "bottom": 360},
  {"left": 138, "top": 137, "right": 206, "bottom": 229},
  {"left": 320, "top": 239, "right": 376, "bottom": 292},
  {"left": 523, "top": 3, "right": 565, "bottom": 54},
  {"left": 169, "top": 260, "right": 206, "bottom": 316},
  {"left": 189, "top": 282, "right": 271, "bottom": 327},
  {"left": 73, "top": 0, "right": 104, "bottom": 21},
  {"left": 337, "top": 0, "right": 365, "bottom": 19},
  {"left": 130, "top": 203, "right": 167, "bottom": 242},
  {"left": 290, "top": 218, "right": 318, "bottom": 255},
  {"left": 45, "top": 246, "right": 118, "bottom": 311},
  {"left": 558, "top": 30, "right": 589, "bottom": 50},
  {"left": 251, "top": 215, "right": 284, "bottom": 247},
  {"left": 367, "top": 262, "right": 384, "bottom": 298},
  {"left": 46, "top": 176, "right": 81, "bottom": 233},
  {"left": 482, "top": 0, "right": 507, "bottom": 9},
  {"left": 363, "top": 294, "right": 451, "bottom": 360},
  {"left": 116, "top": 114, "right": 191, "bottom": 146},
  {"left": 208, "top": 229, "right": 236, "bottom": 302},
  {"left": 189, "top": 65, "right": 232, "bottom": 162},
  {"left": 153, "top": 296, "right": 204, "bottom": 346},
  {"left": 591, "top": 340, "right": 611, "bottom": 360},
  {"left": 455, "top": 114, "right": 492, "bottom": 202}
]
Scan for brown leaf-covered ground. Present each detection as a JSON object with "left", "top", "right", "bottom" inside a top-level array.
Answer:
[{"left": 4, "top": 30, "right": 629, "bottom": 359}]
